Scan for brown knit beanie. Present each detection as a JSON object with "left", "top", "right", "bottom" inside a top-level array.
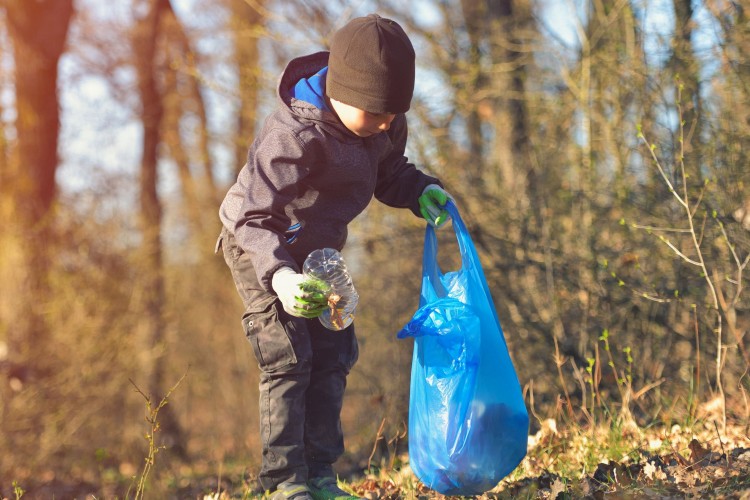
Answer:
[{"left": 326, "top": 14, "right": 415, "bottom": 114}]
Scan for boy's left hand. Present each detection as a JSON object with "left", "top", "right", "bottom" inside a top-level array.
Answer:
[{"left": 419, "top": 185, "right": 453, "bottom": 228}]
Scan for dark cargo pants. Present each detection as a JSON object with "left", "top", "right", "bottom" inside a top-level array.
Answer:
[{"left": 218, "top": 227, "right": 359, "bottom": 491}]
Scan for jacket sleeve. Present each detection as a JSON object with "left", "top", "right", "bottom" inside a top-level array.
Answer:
[
  {"left": 373, "top": 114, "right": 442, "bottom": 217},
  {"left": 233, "top": 126, "right": 311, "bottom": 292}
]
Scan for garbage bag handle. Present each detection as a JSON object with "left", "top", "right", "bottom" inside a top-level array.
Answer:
[
  {"left": 422, "top": 201, "right": 501, "bottom": 326},
  {"left": 422, "top": 200, "right": 474, "bottom": 284}
]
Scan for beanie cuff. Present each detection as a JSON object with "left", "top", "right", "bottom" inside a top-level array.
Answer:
[{"left": 327, "top": 77, "right": 410, "bottom": 114}]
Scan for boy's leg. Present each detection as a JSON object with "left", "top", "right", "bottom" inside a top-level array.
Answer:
[
  {"left": 220, "top": 228, "right": 313, "bottom": 491},
  {"left": 254, "top": 321, "right": 311, "bottom": 489},
  {"left": 303, "top": 319, "right": 359, "bottom": 479},
  {"left": 256, "top": 350, "right": 311, "bottom": 489}
]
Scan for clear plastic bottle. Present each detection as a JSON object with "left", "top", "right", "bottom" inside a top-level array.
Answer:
[{"left": 303, "top": 248, "right": 359, "bottom": 331}]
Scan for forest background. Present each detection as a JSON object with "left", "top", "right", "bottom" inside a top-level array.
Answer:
[{"left": 1, "top": 0, "right": 750, "bottom": 497}]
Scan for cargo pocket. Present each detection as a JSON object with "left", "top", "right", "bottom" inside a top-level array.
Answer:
[{"left": 242, "top": 303, "right": 298, "bottom": 373}]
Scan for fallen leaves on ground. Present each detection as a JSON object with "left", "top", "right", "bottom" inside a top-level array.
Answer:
[
  {"left": 350, "top": 421, "right": 750, "bottom": 499},
  {"left": 8, "top": 422, "right": 750, "bottom": 498}
]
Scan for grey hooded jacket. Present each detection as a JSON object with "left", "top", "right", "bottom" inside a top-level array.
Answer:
[{"left": 219, "top": 51, "right": 441, "bottom": 292}]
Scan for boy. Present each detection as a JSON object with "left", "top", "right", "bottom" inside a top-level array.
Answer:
[{"left": 217, "top": 14, "right": 451, "bottom": 500}]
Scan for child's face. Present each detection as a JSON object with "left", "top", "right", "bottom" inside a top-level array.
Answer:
[{"left": 329, "top": 98, "right": 396, "bottom": 137}]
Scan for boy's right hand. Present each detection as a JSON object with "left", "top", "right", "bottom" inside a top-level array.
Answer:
[
  {"left": 272, "top": 267, "right": 329, "bottom": 318},
  {"left": 419, "top": 184, "right": 452, "bottom": 228}
]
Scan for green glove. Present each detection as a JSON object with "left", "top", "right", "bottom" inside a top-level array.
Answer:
[
  {"left": 272, "top": 268, "right": 330, "bottom": 318},
  {"left": 296, "top": 278, "right": 331, "bottom": 318},
  {"left": 419, "top": 185, "right": 452, "bottom": 228}
]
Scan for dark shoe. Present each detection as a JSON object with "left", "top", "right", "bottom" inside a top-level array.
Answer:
[
  {"left": 269, "top": 482, "right": 313, "bottom": 500},
  {"left": 308, "top": 477, "right": 360, "bottom": 500}
]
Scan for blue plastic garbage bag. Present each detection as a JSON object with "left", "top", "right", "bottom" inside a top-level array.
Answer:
[{"left": 397, "top": 201, "right": 529, "bottom": 496}]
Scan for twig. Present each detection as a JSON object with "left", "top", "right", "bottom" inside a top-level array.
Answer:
[
  {"left": 655, "top": 235, "right": 701, "bottom": 266},
  {"left": 693, "top": 306, "right": 701, "bottom": 420},
  {"left": 713, "top": 420, "right": 730, "bottom": 469},
  {"left": 713, "top": 268, "right": 750, "bottom": 369},
  {"left": 668, "top": 441, "right": 690, "bottom": 468},
  {"left": 130, "top": 368, "right": 190, "bottom": 500},
  {"left": 368, "top": 417, "right": 387, "bottom": 471},
  {"left": 632, "top": 378, "right": 665, "bottom": 400},
  {"left": 387, "top": 421, "right": 408, "bottom": 470},
  {"left": 553, "top": 337, "right": 575, "bottom": 421},
  {"left": 629, "top": 223, "right": 692, "bottom": 233},
  {"left": 637, "top": 86, "right": 726, "bottom": 430}
]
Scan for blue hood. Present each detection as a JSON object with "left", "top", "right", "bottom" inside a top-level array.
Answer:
[{"left": 293, "top": 66, "right": 331, "bottom": 112}]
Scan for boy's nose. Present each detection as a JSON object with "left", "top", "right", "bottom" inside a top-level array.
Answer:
[{"left": 379, "top": 114, "right": 396, "bottom": 131}]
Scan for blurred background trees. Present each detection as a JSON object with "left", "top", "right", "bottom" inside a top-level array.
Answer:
[{"left": 0, "top": 0, "right": 749, "bottom": 494}]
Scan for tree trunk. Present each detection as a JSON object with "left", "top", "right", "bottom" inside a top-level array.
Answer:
[
  {"left": 161, "top": 8, "right": 211, "bottom": 234},
  {"left": 672, "top": 0, "right": 702, "bottom": 185},
  {"left": 1, "top": 0, "right": 73, "bottom": 465},
  {"left": 459, "top": 0, "right": 486, "bottom": 186},
  {"left": 229, "top": 0, "right": 264, "bottom": 177},
  {"left": 5, "top": 0, "right": 73, "bottom": 221},
  {"left": 4, "top": 0, "right": 74, "bottom": 339},
  {"left": 487, "top": 0, "right": 538, "bottom": 222},
  {"left": 133, "top": 0, "right": 186, "bottom": 458}
]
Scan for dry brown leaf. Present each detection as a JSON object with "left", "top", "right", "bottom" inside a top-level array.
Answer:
[
  {"left": 528, "top": 418, "right": 558, "bottom": 449},
  {"left": 689, "top": 438, "right": 711, "bottom": 465},
  {"left": 643, "top": 461, "right": 656, "bottom": 480},
  {"left": 549, "top": 477, "right": 566, "bottom": 499}
]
